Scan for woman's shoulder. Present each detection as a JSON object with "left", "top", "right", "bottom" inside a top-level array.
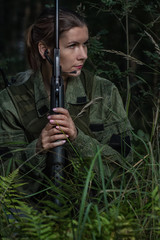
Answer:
[
  {"left": 82, "top": 69, "right": 115, "bottom": 86},
  {"left": 0, "top": 69, "right": 36, "bottom": 111},
  {"left": 10, "top": 69, "right": 34, "bottom": 86},
  {"left": 81, "top": 69, "right": 116, "bottom": 98}
]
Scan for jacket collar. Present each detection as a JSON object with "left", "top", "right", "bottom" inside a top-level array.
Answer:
[{"left": 33, "top": 71, "right": 89, "bottom": 118}]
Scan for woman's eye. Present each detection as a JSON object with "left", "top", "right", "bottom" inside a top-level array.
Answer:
[{"left": 68, "top": 44, "right": 76, "bottom": 49}]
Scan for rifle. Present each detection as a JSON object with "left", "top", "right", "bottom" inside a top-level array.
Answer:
[{"left": 45, "top": 0, "right": 66, "bottom": 206}]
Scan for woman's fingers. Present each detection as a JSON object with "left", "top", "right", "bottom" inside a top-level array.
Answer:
[
  {"left": 36, "top": 107, "right": 77, "bottom": 153},
  {"left": 42, "top": 136, "right": 67, "bottom": 150},
  {"left": 47, "top": 108, "right": 77, "bottom": 141},
  {"left": 40, "top": 130, "right": 68, "bottom": 150},
  {"left": 52, "top": 107, "right": 69, "bottom": 115},
  {"left": 49, "top": 139, "right": 66, "bottom": 148}
]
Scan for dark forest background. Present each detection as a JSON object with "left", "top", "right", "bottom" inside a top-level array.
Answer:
[{"left": 1, "top": 0, "right": 160, "bottom": 136}]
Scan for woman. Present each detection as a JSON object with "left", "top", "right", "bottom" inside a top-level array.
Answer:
[{"left": 0, "top": 8, "right": 132, "bottom": 197}]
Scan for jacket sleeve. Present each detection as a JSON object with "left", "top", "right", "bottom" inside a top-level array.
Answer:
[
  {"left": 66, "top": 78, "right": 133, "bottom": 180},
  {"left": 0, "top": 90, "right": 46, "bottom": 194}
]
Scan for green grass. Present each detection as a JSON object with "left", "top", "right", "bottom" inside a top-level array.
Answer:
[{"left": 0, "top": 127, "right": 160, "bottom": 240}]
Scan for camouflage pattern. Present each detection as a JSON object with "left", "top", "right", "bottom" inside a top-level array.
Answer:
[{"left": 0, "top": 69, "right": 133, "bottom": 195}]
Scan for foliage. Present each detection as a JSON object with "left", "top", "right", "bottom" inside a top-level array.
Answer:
[
  {"left": 0, "top": 159, "right": 137, "bottom": 240},
  {"left": 83, "top": 0, "right": 160, "bottom": 134},
  {"left": 1, "top": 136, "right": 160, "bottom": 239}
]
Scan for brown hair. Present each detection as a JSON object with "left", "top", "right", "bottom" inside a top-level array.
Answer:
[{"left": 26, "top": 8, "right": 87, "bottom": 71}]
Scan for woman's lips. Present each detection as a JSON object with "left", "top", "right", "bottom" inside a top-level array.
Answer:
[{"left": 75, "top": 65, "right": 83, "bottom": 69}]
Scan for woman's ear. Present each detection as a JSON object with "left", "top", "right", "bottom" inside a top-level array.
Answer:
[{"left": 38, "top": 42, "right": 50, "bottom": 59}]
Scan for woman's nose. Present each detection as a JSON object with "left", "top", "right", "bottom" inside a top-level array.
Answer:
[{"left": 78, "top": 46, "right": 88, "bottom": 60}]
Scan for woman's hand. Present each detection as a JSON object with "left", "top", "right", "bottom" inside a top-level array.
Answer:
[
  {"left": 48, "top": 108, "right": 77, "bottom": 141},
  {"left": 36, "top": 108, "right": 77, "bottom": 153}
]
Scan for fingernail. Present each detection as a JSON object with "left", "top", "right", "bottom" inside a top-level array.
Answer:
[
  {"left": 62, "top": 140, "right": 66, "bottom": 143},
  {"left": 53, "top": 108, "right": 57, "bottom": 111},
  {"left": 50, "top": 120, "right": 54, "bottom": 123},
  {"left": 47, "top": 115, "right": 51, "bottom": 119}
]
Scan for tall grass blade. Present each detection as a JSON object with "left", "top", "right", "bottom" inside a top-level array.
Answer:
[
  {"left": 97, "top": 145, "right": 108, "bottom": 213},
  {"left": 76, "top": 150, "right": 99, "bottom": 240}
]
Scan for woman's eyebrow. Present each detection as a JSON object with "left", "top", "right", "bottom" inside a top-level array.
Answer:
[
  {"left": 68, "top": 38, "right": 89, "bottom": 45},
  {"left": 68, "top": 41, "right": 79, "bottom": 44}
]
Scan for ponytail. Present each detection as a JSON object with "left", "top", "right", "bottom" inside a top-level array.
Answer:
[{"left": 26, "top": 24, "right": 42, "bottom": 71}]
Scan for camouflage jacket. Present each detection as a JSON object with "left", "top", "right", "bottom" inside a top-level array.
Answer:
[{"left": 0, "top": 69, "right": 133, "bottom": 195}]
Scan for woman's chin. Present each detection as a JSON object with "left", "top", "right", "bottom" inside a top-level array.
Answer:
[
  {"left": 63, "top": 69, "right": 82, "bottom": 79},
  {"left": 74, "top": 69, "right": 82, "bottom": 76}
]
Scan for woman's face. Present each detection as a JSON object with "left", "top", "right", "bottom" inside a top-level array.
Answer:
[{"left": 59, "top": 25, "right": 89, "bottom": 80}]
